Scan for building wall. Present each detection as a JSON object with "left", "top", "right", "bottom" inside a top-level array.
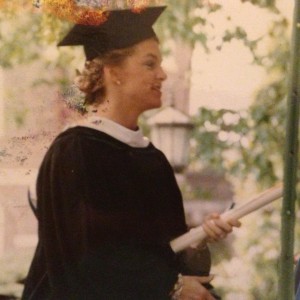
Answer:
[
  {"left": 3, "top": 62, "right": 63, "bottom": 138},
  {"left": 0, "top": 61, "right": 63, "bottom": 258},
  {"left": 0, "top": 185, "right": 37, "bottom": 257}
]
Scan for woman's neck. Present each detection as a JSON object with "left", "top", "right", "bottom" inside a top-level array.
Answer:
[{"left": 89, "top": 101, "right": 139, "bottom": 131}]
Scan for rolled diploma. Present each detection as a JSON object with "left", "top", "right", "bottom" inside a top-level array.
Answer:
[{"left": 170, "top": 184, "right": 283, "bottom": 253}]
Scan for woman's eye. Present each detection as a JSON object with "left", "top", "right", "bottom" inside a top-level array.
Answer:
[{"left": 145, "top": 61, "right": 156, "bottom": 69}]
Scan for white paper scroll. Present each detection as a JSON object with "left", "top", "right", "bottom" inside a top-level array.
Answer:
[{"left": 170, "top": 184, "right": 283, "bottom": 253}]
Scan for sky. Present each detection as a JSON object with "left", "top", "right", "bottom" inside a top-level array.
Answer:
[{"left": 187, "top": 0, "right": 294, "bottom": 114}]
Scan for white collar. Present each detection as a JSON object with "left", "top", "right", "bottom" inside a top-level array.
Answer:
[{"left": 68, "top": 116, "right": 150, "bottom": 148}]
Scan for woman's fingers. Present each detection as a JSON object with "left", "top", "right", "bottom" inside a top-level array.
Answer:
[
  {"left": 202, "top": 221, "right": 223, "bottom": 241},
  {"left": 180, "top": 276, "right": 216, "bottom": 300},
  {"left": 213, "top": 218, "right": 233, "bottom": 232},
  {"left": 202, "top": 213, "right": 241, "bottom": 242},
  {"left": 228, "top": 218, "right": 242, "bottom": 228},
  {"left": 195, "top": 274, "right": 214, "bottom": 284}
]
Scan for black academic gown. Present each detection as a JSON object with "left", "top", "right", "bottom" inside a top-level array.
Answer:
[{"left": 22, "top": 126, "right": 216, "bottom": 300}]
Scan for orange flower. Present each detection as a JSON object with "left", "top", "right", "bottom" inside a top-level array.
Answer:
[
  {"left": 25, "top": 0, "right": 152, "bottom": 25},
  {"left": 43, "top": 0, "right": 76, "bottom": 22},
  {"left": 43, "top": 0, "right": 108, "bottom": 25},
  {"left": 129, "top": 0, "right": 150, "bottom": 13},
  {"left": 74, "top": 8, "right": 108, "bottom": 26}
]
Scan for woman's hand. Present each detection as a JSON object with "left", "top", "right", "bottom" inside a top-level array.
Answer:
[
  {"left": 178, "top": 275, "right": 215, "bottom": 300},
  {"left": 202, "top": 213, "right": 241, "bottom": 243}
]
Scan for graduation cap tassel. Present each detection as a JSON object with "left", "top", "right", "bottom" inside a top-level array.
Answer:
[{"left": 278, "top": 1, "right": 300, "bottom": 298}]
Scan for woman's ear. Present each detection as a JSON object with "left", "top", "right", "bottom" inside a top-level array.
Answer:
[{"left": 103, "top": 65, "right": 122, "bottom": 86}]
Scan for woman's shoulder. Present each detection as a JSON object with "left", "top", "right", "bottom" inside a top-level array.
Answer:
[
  {"left": 41, "top": 126, "right": 123, "bottom": 166},
  {"left": 54, "top": 126, "right": 158, "bottom": 152},
  {"left": 44, "top": 126, "right": 160, "bottom": 164},
  {"left": 52, "top": 126, "right": 128, "bottom": 150}
]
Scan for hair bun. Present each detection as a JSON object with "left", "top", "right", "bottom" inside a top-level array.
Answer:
[{"left": 74, "top": 58, "right": 104, "bottom": 94}]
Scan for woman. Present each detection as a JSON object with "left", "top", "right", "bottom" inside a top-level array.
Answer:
[{"left": 22, "top": 6, "right": 240, "bottom": 300}]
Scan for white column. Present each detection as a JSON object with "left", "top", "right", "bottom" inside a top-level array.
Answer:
[
  {"left": 0, "top": 68, "right": 4, "bottom": 137},
  {"left": 0, "top": 205, "right": 4, "bottom": 257}
]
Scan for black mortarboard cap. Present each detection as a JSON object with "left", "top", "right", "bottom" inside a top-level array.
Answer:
[{"left": 58, "top": 6, "right": 166, "bottom": 60}]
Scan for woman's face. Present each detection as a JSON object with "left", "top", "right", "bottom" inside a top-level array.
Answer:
[{"left": 113, "top": 38, "right": 167, "bottom": 114}]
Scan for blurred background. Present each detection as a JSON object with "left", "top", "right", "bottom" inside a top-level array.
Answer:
[{"left": 0, "top": 0, "right": 299, "bottom": 299}]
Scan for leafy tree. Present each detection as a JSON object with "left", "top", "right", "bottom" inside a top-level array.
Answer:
[
  {"left": 187, "top": 3, "right": 299, "bottom": 299},
  {"left": 190, "top": 9, "right": 290, "bottom": 188}
]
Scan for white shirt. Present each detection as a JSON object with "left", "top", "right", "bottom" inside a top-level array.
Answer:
[{"left": 68, "top": 116, "right": 150, "bottom": 148}]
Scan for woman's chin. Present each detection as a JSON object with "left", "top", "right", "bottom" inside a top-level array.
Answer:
[
  {"left": 147, "top": 101, "right": 162, "bottom": 112},
  {"left": 138, "top": 97, "right": 163, "bottom": 114},
  {"left": 151, "top": 96, "right": 163, "bottom": 108}
]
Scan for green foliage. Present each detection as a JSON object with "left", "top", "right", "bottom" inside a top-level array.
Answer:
[
  {"left": 189, "top": 4, "right": 299, "bottom": 299},
  {"left": 191, "top": 108, "right": 248, "bottom": 173},
  {"left": 212, "top": 206, "right": 282, "bottom": 300},
  {"left": 0, "top": 6, "right": 83, "bottom": 120},
  {"left": 241, "top": 0, "right": 279, "bottom": 12},
  {"left": 246, "top": 209, "right": 280, "bottom": 299},
  {"left": 217, "top": 26, "right": 264, "bottom": 65},
  {"left": 191, "top": 4, "right": 291, "bottom": 189},
  {"left": 0, "top": 12, "right": 40, "bottom": 68},
  {"left": 38, "top": 13, "right": 73, "bottom": 45},
  {"left": 191, "top": 104, "right": 286, "bottom": 187},
  {"left": 0, "top": 5, "right": 72, "bottom": 69},
  {"left": 155, "top": 0, "right": 222, "bottom": 50}
]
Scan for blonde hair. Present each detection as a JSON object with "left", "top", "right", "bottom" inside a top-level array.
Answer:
[{"left": 74, "top": 47, "right": 135, "bottom": 105}]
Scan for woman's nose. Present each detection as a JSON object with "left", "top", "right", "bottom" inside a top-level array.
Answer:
[{"left": 158, "top": 66, "right": 167, "bottom": 81}]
